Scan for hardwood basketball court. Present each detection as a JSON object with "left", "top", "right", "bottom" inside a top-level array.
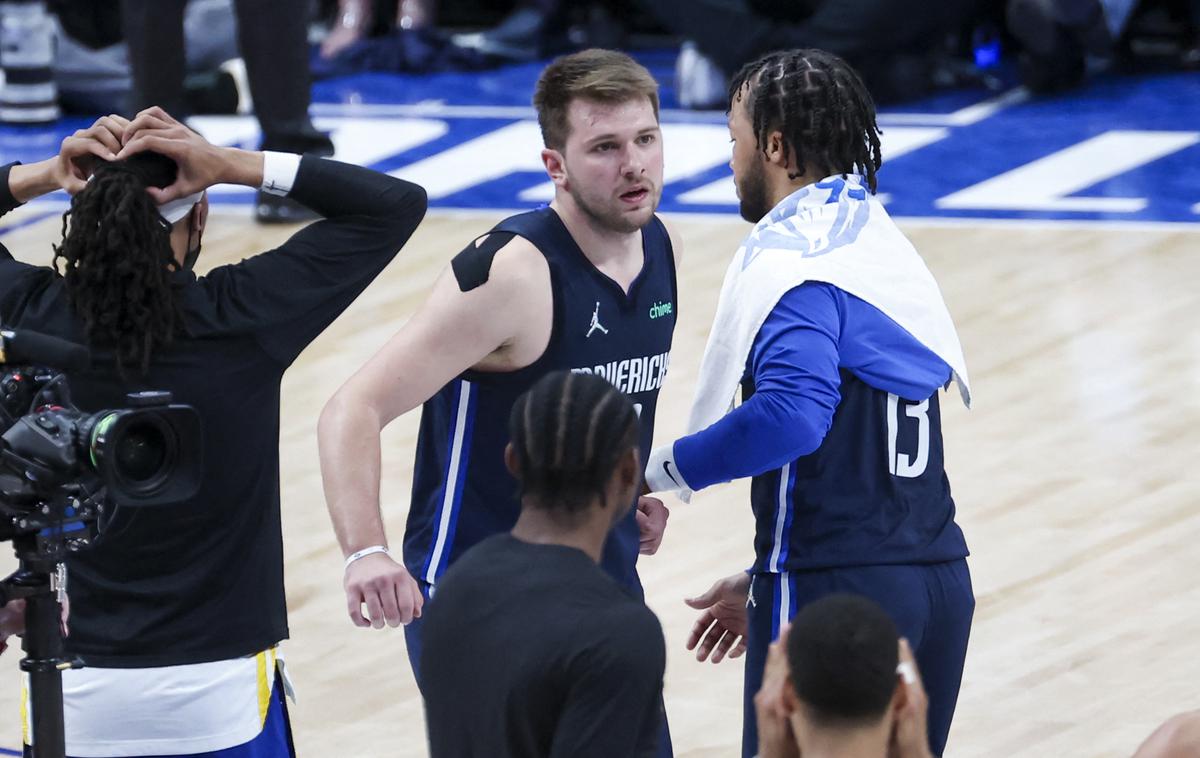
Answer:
[{"left": 2, "top": 203, "right": 1198, "bottom": 756}]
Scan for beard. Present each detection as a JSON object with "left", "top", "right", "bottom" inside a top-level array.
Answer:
[
  {"left": 568, "top": 182, "right": 659, "bottom": 234},
  {"left": 736, "top": 160, "right": 771, "bottom": 223}
]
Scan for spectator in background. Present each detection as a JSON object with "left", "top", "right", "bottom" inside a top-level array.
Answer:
[
  {"left": 1007, "top": 0, "right": 1200, "bottom": 92},
  {"left": 639, "top": 0, "right": 979, "bottom": 106},
  {"left": 53, "top": 0, "right": 240, "bottom": 116},
  {"left": 120, "top": 0, "right": 335, "bottom": 222},
  {"left": 320, "top": 0, "right": 437, "bottom": 60}
]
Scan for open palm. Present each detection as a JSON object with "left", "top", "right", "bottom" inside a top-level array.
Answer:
[{"left": 685, "top": 572, "right": 751, "bottom": 663}]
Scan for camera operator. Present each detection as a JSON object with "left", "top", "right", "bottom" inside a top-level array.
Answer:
[{"left": 0, "top": 108, "right": 428, "bottom": 757}]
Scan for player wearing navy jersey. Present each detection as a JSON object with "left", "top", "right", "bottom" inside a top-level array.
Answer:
[
  {"left": 318, "top": 49, "right": 681, "bottom": 755},
  {"left": 644, "top": 50, "right": 974, "bottom": 758}
]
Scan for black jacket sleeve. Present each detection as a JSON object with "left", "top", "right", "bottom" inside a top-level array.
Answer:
[
  {"left": 192, "top": 156, "right": 428, "bottom": 365},
  {"left": 0, "top": 163, "right": 36, "bottom": 312},
  {"left": 0, "top": 162, "right": 22, "bottom": 220}
]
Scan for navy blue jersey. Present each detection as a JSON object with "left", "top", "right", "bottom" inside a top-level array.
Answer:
[
  {"left": 745, "top": 369, "right": 968, "bottom": 573},
  {"left": 404, "top": 207, "right": 677, "bottom": 593}
]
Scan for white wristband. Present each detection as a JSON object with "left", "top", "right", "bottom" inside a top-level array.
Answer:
[
  {"left": 260, "top": 151, "right": 302, "bottom": 196},
  {"left": 344, "top": 545, "right": 390, "bottom": 570},
  {"left": 645, "top": 443, "right": 691, "bottom": 495}
]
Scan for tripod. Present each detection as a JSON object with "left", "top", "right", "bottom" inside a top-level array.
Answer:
[{"left": 1, "top": 531, "right": 77, "bottom": 758}]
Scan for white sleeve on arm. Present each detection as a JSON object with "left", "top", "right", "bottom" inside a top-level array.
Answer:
[
  {"left": 645, "top": 443, "right": 691, "bottom": 495},
  {"left": 260, "top": 152, "right": 303, "bottom": 196}
]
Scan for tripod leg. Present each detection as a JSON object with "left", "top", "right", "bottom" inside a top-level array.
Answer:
[{"left": 22, "top": 593, "right": 65, "bottom": 758}]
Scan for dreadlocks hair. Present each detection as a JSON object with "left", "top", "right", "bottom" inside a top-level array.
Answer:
[
  {"left": 509, "top": 371, "right": 641, "bottom": 514},
  {"left": 52, "top": 151, "right": 184, "bottom": 375},
  {"left": 728, "top": 49, "right": 884, "bottom": 193}
]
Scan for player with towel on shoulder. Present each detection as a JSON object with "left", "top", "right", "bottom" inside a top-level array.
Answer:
[{"left": 642, "top": 49, "right": 974, "bottom": 758}]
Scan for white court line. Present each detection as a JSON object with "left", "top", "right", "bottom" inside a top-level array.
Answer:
[
  {"left": 16, "top": 200, "right": 1198, "bottom": 232},
  {"left": 417, "top": 208, "right": 1200, "bottom": 232},
  {"left": 310, "top": 88, "right": 1029, "bottom": 127}
]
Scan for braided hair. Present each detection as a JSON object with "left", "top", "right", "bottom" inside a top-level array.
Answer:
[
  {"left": 728, "top": 49, "right": 883, "bottom": 192},
  {"left": 509, "top": 371, "right": 641, "bottom": 513},
  {"left": 52, "top": 152, "right": 184, "bottom": 374}
]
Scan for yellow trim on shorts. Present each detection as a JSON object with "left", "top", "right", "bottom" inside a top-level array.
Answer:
[
  {"left": 20, "top": 679, "right": 28, "bottom": 746},
  {"left": 256, "top": 650, "right": 270, "bottom": 726}
]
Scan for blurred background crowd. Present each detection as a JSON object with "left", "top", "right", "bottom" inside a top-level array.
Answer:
[{"left": 6, "top": 0, "right": 1200, "bottom": 120}]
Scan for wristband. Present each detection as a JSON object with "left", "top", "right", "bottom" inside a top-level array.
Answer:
[
  {"left": 261, "top": 151, "right": 302, "bottom": 196},
  {"left": 344, "top": 545, "right": 390, "bottom": 570},
  {"left": 645, "top": 443, "right": 691, "bottom": 494}
]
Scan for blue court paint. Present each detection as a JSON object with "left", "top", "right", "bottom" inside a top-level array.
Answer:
[{"left": 0, "top": 53, "right": 1195, "bottom": 227}]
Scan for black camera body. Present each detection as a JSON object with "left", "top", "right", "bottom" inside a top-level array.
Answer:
[{"left": 0, "top": 327, "right": 203, "bottom": 545}]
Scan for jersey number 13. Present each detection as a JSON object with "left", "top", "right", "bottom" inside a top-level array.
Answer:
[{"left": 886, "top": 393, "right": 929, "bottom": 478}]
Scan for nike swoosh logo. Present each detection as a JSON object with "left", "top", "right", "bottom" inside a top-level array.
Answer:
[{"left": 662, "top": 461, "right": 681, "bottom": 488}]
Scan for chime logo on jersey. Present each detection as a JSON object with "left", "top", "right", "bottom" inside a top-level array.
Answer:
[
  {"left": 649, "top": 301, "right": 673, "bottom": 319},
  {"left": 571, "top": 351, "right": 671, "bottom": 394}
]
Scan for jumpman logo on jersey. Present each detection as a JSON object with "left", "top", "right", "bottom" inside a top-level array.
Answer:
[{"left": 587, "top": 301, "right": 609, "bottom": 338}]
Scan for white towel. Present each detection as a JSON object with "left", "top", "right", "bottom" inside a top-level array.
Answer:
[{"left": 656, "top": 175, "right": 970, "bottom": 500}]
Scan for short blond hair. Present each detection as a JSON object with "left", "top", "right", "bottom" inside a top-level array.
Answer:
[{"left": 533, "top": 49, "right": 660, "bottom": 150}]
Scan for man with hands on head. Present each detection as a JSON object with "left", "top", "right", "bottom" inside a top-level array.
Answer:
[
  {"left": 752, "top": 594, "right": 934, "bottom": 758},
  {"left": 0, "top": 107, "right": 427, "bottom": 758}
]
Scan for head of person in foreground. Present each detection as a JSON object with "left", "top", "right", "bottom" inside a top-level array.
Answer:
[
  {"left": 762, "top": 593, "right": 933, "bottom": 758},
  {"left": 505, "top": 370, "right": 642, "bottom": 547}
]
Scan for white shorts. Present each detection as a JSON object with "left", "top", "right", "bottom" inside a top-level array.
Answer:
[{"left": 22, "top": 648, "right": 294, "bottom": 758}]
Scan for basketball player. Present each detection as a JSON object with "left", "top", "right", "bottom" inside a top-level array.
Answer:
[
  {"left": 318, "top": 48, "right": 679, "bottom": 754},
  {"left": 421, "top": 372, "right": 666, "bottom": 757},
  {"left": 642, "top": 50, "right": 974, "bottom": 757}
]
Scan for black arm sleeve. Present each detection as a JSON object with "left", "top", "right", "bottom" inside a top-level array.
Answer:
[
  {"left": 550, "top": 608, "right": 667, "bottom": 758},
  {"left": 0, "top": 163, "right": 31, "bottom": 304},
  {"left": 0, "top": 162, "right": 23, "bottom": 220},
  {"left": 195, "top": 156, "right": 428, "bottom": 365}
]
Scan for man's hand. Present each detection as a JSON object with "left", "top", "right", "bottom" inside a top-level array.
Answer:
[
  {"left": 755, "top": 623, "right": 801, "bottom": 758},
  {"left": 888, "top": 638, "right": 933, "bottom": 758},
  {"left": 53, "top": 115, "right": 128, "bottom": 194},
  {"left": 685, "top": 571, "right": 750, "bottom": 663},
  {"left": 636, "top": 495, "right": 669, "bottom": 555},
  {"left": 344, "top": 552, "right": 424, "bottom": 629},
  {"left": 8, "top": 115, "right": 128, "bottom": 202},
  {"left": 0, "top": 597, "right": 70, "bottom": 645},
  {"left": 117, "top": 106, "right": 263, "bottom": 202}
]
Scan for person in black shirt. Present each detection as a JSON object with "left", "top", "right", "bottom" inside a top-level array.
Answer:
[
  {"left": 0, "top": 108, "right": 427, "bottom": 757},
  {"left": 420, "top": 371, "right": 666, "bottom": 758}
]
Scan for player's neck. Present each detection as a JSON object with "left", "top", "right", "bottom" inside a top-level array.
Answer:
[
  {"left": 792, "top": 715, "right": 891, "bottom": 758},
  {"left": 510, "top": 504, "right": 610, "bottom": 563},
  {"left": 551, "top": 197, "right": 642, "bottom": 266},
  {"left": 766, "top": 163, "right": 832, "bottom": 212}
]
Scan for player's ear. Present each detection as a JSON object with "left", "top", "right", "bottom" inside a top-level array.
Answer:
[
  {"left": 765, "top": 130, "right": 789, "bottom": 169},
  {"left": 542, "top": 147, "right": 568, "bottom": 188},
  {"left": 504, "top": 442, "right": 520, "bottom": 478}
]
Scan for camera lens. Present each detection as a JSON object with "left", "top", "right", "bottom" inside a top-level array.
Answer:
[
  {"left": 87, "top": 411, "right": 178, "bottom": 496},
  {"left": 81, "top": 405, "right": 201, "bottom": 507},
  {"left": 114, "top": 423, "right": 169, "bottom": 484}
]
